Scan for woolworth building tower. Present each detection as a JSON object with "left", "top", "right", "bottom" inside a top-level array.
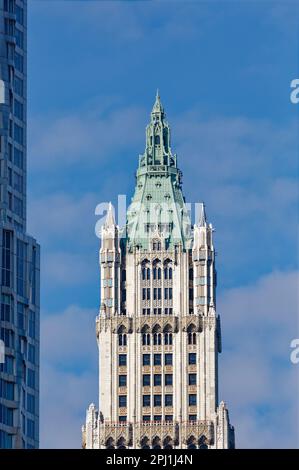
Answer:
[{"left": 82, "top": 93, "right": 235, "bottom": 449}]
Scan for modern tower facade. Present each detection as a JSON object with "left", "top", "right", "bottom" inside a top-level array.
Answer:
[
  {"left": 0, "top": 0, "right": 40, "bottom": 448},
  {"left": 83, "top": 94, "right": 234, "bottom": 449}
]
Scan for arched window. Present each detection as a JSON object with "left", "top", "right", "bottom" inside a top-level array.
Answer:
[
  {"left": 142, "top": 333, "right": 150, "bottom": 346},
  {"left": 163, "top": 436, "right": 173, "bottom": 449},
  {"left": 152, "top": 436, "right": 161, "bottom": 449},
  {"left": 199, "top": 435, "right": 208, "bottom": 449},
  {"left": 153, "top": 333, "right": 162, "bottom": 345},
  {"left": 106, "top": 437, "right": 115, "bottom": 449},
  {"left": 141, "top": 326, "right": 150, "bottom": 346},
  {"left": 164, "top": 333, "right": 172, "bottom": 345},
  {"left": 141, "top": 437, "right": 150, "bottom": 449},
  {"left": 117, "top": 437, "right": 126, "bottom": 449},
  {"left": 187, "top": 325, "right": 196, "bottom": 345},
  {"left": 119, "top": 333, "right": 127, "bottom": 346},
  {"left": 118, "top": 326, "right": 127, "bottom": 346},
  {"left": 187, "top": 436, "right": 197, "bottom": 449}
]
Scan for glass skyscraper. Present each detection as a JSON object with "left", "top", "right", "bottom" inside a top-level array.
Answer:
[{"left": 0, "top": 0, "right": 40, "bottom": 448}]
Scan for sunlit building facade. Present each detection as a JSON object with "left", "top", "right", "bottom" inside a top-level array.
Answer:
[{"left": 83, "top": 93, "right": 234, "bottom": 449}]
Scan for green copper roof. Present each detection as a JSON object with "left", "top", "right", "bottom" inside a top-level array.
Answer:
[{"left": 125, "top": 93, "right": 192, "bottom": 251}]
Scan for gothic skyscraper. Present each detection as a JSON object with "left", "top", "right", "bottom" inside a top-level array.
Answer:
[
  {"left": 0, "top": 1, "right": 40, "bottom": 448},
  {"left": 83, "top": 93, "right": 234, "bottom": 449}
]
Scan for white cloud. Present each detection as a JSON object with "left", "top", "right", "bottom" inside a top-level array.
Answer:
[
  {"left": 219, "top": 270, "right": 299, "bottom": 448},
  {"left": 40, "top": 305, "right": 98, "bottom": 448}
]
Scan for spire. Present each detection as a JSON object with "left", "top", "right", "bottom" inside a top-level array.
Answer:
[
  {"left": 198, "top": 203, "right": 207, "bottom": 227},
  {"left": 104, "top": 202, "right": 115, "bottom": 228},
  {"left": 151, "top": 89, "right": 164, "bottom": 115}
]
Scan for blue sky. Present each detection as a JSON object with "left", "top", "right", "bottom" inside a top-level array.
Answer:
[{"left": 26, "top": 1, "right": 298, "bottom": 448}]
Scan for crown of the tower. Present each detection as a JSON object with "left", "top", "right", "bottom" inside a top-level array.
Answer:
[{"left": 125, "top": 92, "right": 192, "bottom": 252}]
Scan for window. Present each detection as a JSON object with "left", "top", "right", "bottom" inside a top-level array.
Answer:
[
  {"left": 27, "top": 394, "right": 35, "bottom": 414},
  {"left": 119, "top": 416, "right": 127, "bottom": 422},
  {"left": 153, "top": 288, "right": 161, "bottom": 301},
  {"left": 16, "top": 240, "right": 27, "bottom": 296},
  {"left": 165, "top": 353, "right": 172, "bottom": 366},
  {"left": 154, "top": 395, "right": 161, "bottom": 407},
  {"left": 143, "top": 354, "right": 150, "bottom": 366},
  {"left": 165, "top": 374, "right": 173, "bottom": 386},
  {"left": 164, "top": 288, "right": 173, "bottom": 300},
  {"left": 142, "top": 333, "right": 150, "bottom": 346},
  {"left": 189, "top": 353, "right": 196, "bottom": 365},
  {"left": 0, "top": 380, "right": 14, "bottom": 400},
  {"left": 189, "top": 394, "right": 197, "bottom": 406},
  {"left": 0, "top": 356, "right": 14, "bottom": 375},
  {"left": 142, "top": 308, "right": 150, "bottom": 316},
  {"left": 1, "top": 294, "right": 13, "bottom": 322},
  {"left": 14, "top": 148, "right": 23, "bottom": 169},
  {"left": 154, "top": 374, "right": 161, "bottom": 386},
  {"left": 119, "top": 354, "right": 127, "bottom": 367},
  {"left": 14, "top": 123, "right": 23, "bottom": 145},
  {"left": 0, "top": 405, "right": 13, "bottom": 426},
  {"left": 164, "top": 332, "right": 172, "bottom": 345},
  {"left": 14, "top": 172, "right": 23, "bottom": 193},
  {"left": 119, "top": 396, "right": 127, "bottom": 408},
  {"left": 143, "top": 374, "right": 150, "bottom": 386},
  {"left": 8, "top": 167, "right": 12, "bottom": 186},
  {"left": 17, "top": 302, "right": 25, "bottom": 330},
  {"left": 0, "top": 328, "right": 14, "bottom": 349},
  {"left": 119, "top": 375, "right": 127, "bottom": 387},
  {"left": 189, "top": 414, "right": 197, "bottom": 422},
  {"left": 189, "top": 374, "right": 197, "bottom": 386},
  {"left": 153, "top": 332, "right": 162, "bottom": 345},
  {"left": 143, "top": 415, "right": 150, "bottom": 422},
  {"left": 143, "top": 395, "right": 150, "bottom": 407},
  {"left": 2, "top": 230, "right": 12, "bottom": 287},
  {"left": 118, "top": 333, "right": 127, "bottom": 346},
  {"left": 142, "top": 267, "right": 150, "bottom": 280},
  {"left": 27, "top": 369, "right": 35, "bottom": 389},
  {"left": 165, "top": 394, "right": 173, "bottom": 407},
  {"left": 142, "top": 288, "right": 150, "bottom": 301},
  {"left": 165, "top": 415, "right": 173, "bottom": 422},
  {"left": 0, "top": 430, "right": 12, "bottom": 448},
  {"left": 15, "top": 28, "right": 23, "bottom": 48},
  {"left": 154, "top": 354, "right": 161, "bottom": 366},
  {"left": 14, "top": 76, "right": 23, "bottom": 97},
  {"left": 27, "top": 419, "right": 35, "bottom": 439},
  {"left": 154, "top": 415, "right": 162, "bottom": 422},
  {"left": 28, "top": 344, "right": 35, "bottom": 364},
  {"left": 14, "top": 195, "right": 23, "bottom": 218},
  {"left": 28, "top": 311, "right": 35, "bottom": 339},
  {"left": 16, "top": 5, "right": 24, "bottom": 25},
  {"left": 14, "top": 52, "right": 23, "bottom": 73},
  {"left": 153, "top": 240, "right": 161, "bottom": 251},
  {"left": 14, "top": 99, "right": 23, "bottom": 121}
]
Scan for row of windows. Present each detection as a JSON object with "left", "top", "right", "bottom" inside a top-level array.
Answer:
[
  {"left": 142, "top": 332, "right": 173, "bottom": 346},
  {"left": 118, "top": 373, "right": 196, "bottom": 388},
  {"left": 115, "top": 415, "right": 198, "bottom": 424},
  {"left": 142, "top": 288, "right": 172, "bottom": 301},
  {"left": 142, "top": 307, "right": 173, "bottom": 315},
  {"left": 119, "top": 353, "right": 197, "bottom": 367},
  {"left": 142, "top": 267, "right": 173, "bottom": 281}
]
